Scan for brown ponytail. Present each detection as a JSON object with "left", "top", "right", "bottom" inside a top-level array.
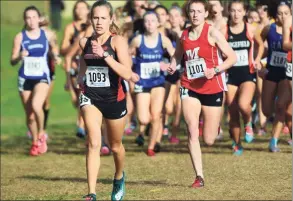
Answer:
[{"left": 110, "top": 21, "right": 120, "bottom": 35}]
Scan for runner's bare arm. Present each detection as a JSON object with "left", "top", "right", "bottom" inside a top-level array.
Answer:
[
  {"left": 282, "top": 17, "right": 292, "bottom": 51},
  {"left": 250, "top": 24, "right": 264, "bottom": 65},
  {"left": 162, "top": 35, "right": 175, "bottom": 58},
  {"left": 77, "top": 37, "right": 88, "bottom": 83},
  {"left": 45, "top": 30, "right": 60, "bottom": 62},
  {"left": 64, "top": 32, "right": 85, "bottom": 73},
  {"left": 129, "top": 35, "right": 140, "bottom": 56},
  {"left": 60, "top": 24, "right": 74, "bottom": 55},
  {"left": 170, "top": 36, "right": 184, "bottom": 68},
  {"left": 11, "top": 33, "right": 24, "bottom": 66},
  {"left": 107, "top": 35, "right": 132, "bottom": 80}
]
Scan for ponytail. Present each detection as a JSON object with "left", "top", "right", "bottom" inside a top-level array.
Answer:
[{"left": 110, "top": 21, "right": 120, "bottom": 35}]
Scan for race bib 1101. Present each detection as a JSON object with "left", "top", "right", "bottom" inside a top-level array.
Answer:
[
  {"left": 86, "top": 66, "right": 110, "bottom": 87},
  {"left": 269, "top": 51, "right": 287, "bottom": 67},
  {"left": 186, "top": 58, "right": 207, "bottom": 80},
  {"left": 24, "top": 57, "right": 45, "bottom": 76},
  {"left": 140, "top": 62, "right": 160, "bottom": 79}
]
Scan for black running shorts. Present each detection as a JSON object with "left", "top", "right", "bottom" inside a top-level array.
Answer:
[
  {"left": 180, "top": 87, "right": 223, "bottom": 107},
  {"left": 79, "top": 93, "right": 127, "bottom": 120}
]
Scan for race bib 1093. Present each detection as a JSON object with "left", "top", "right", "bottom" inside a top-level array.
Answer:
[{"left": 86, "top": 66, "right": 110, "bottom": 87}]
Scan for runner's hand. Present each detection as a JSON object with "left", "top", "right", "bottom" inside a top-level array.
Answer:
[
  {"left": 160, "top": 62, "right": 169, "bottom": 71},
  {"left": 204, "top": 68, "right": 216, "bottom": 79},
  {"left": 258, "top": 68, "right": 268, "bottom": 79},
  {"left": 130, "top": 72, "right": 140, "bottom": 83},
  {"left": 167, "top": 60, "right": 176, "bottom": 75},
  {"left": 253, "top": 59, "right": 262, "bottom": 71},
  {"left": 91, "top": 40, "right": 104, "bottom": 58},
  {"left": 20, "top": 49, "right": 29, "bottom": 59}
]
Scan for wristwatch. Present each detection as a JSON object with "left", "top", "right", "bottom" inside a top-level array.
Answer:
[
  {"left": 214, "top": 67, "right": 220, "bottom": 74},
  {"left": 103, "top": 51, "right": 110, "bottom": 59}
]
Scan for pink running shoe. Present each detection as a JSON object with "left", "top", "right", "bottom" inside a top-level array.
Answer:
[
  {"left": 38, "top": 134, "right": 48, "bottom": 154},
  {"left": 124, "top": 127, "right": 133, "bottom": 136},
  {"left": 257, "top": 128, "right": 267, "bottom": 136},
  {"left": 147, "top": 149, "right": 155, "bottom": 157},
  {"left": 191, "top": 176, "right": 204, "bottom": 188},
  {"left": 169, "top": 136, "right": 180, "bottom": 144},
  {"left": 101, "top": 146, "right": 111, "bottom": 156},
  {"left": 30, "top": 142, "right": 39, "bottom": 156}
]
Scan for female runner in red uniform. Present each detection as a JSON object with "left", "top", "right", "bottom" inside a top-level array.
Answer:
[{"left": 168, "top": 0, "right": 236, "bottom": 188}]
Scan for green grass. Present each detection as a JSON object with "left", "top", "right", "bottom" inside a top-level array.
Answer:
[
  {"left": 1, "top": 1, "right": 48, "bottom": 25},
  {"left": 1, "top": 10, "right": 292, "bottom": 201}
]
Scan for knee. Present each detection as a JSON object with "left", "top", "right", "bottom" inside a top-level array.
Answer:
[
  {"left": 109, "top": 142, "right": 123, "bottom": 154},
  {"left": 88, "top": 140, "right": 101, "bottom": 150},
  {"left": 275, "top": 101, "right": 286, "bottom": 114},
  {"left": 32, "top": 101, "right": 43, "bottom": 113},
  {"left": 238, "top": 102, "right": 250, "bottom": 113},
  {"left": 165, "top": 104, "right": 173, "bottom": 115},
  {"left": 138, "top": 116, "right": 150, "bottom": 126},
  {"left": 204, "top": 137, "right": 215, "bottom": 146},
  {"left": 151, "top": 112, "right": 161, "bottom": 123},
  {"left": 228, "top": 108, "right": 239, "bottom": 123},
  {"left": 27, "top": 113, "right": 36, "bottom": 124},
  {"left": 262, "top": 108, "right": 271, "bottom": 118}
]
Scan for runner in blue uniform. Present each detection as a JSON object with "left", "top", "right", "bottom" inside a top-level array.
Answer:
[
  {"left": 129, "top": 11, "right": 175, "bottom": 156},
  {"left": 11, "top": 6, "right": 59, "bottom": 156}
]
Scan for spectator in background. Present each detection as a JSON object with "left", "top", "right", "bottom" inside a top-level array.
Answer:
[
  {"left": 50, "top": 0, "right": 64, "bottom": 31},
  {"left": 247, "top": 8, "right": 261, "bottom": 25},
  {"left": 148, "top": 0, "right": 161, "bottom": 9},
  {"left": 123, "top": 0, "right": 148, "bottom": 36}
]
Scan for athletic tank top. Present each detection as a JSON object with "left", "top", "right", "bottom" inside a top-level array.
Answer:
[
  {"left": 82, "top": 35, "right": 125, "bottom": 103},
  {"left": 227, "top": 23, "right": 254, "bottom": 73},
  {"left": 267, "top": 23, "right": 287, "bottom": 69},
  {"left": 181, "top": 22, "right": 227, "bottom": 94},
  {"left": 19, "top": 29, "right": 50, "bottom": 81},
  {"left": 70, "top": 22, "right": 79, "bottom": 45},
  {"left": 135, "top": 33, "right": 165, "bottom": 88}
]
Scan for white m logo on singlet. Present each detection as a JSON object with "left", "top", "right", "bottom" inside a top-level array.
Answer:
[{"left": 186, "top": 47, "right": 200, "bottom": 60}]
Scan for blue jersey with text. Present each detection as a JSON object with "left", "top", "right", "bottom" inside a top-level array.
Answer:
[
  {"left": 135, "top": 33, "right": 165, "bottom": 88},
  {"left": 267, "top": 23, "right": 287, "bottom": 69},
  {"left": 18, "top": 29, "right": 50, "bottom": 81}
]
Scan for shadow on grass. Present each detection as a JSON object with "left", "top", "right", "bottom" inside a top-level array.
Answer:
[
  {"left": 19, "top": 175, "right": 184, "bottom": 187},
  {"left": 2, "top": 129, "right": 290, "bottom": 156}
]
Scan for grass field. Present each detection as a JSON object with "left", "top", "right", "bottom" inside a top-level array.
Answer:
[{"left": 1, "top": 2, "right": 292, "bottom": 200}]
